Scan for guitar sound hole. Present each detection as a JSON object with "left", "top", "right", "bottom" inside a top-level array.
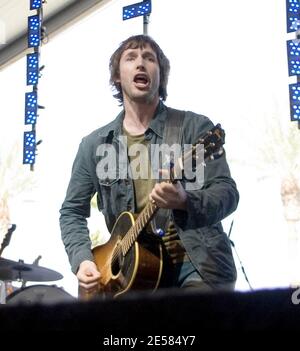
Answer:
[{"left": 111, "top": 243, "right": 124, "bottom": 276}]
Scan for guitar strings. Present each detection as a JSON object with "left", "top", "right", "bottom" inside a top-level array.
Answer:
[{"left": 102, "top": 201, "right": 157, "bottom": 272}]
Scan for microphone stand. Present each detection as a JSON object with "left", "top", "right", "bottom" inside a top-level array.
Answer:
[{"left": 228, "top": 220, "right": 253, "bottom": 290}]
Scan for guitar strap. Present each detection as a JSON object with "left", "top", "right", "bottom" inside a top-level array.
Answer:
[
  {"left": 151, "top": 107, "right": 185, "bottom": 235},
  {"left": 163, "top": 107, "right": 185, "bottom": 149}
]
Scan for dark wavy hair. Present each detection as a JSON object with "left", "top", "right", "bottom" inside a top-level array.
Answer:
[{"left": 109, "top": 35, "right": 170, "bottom": 104}]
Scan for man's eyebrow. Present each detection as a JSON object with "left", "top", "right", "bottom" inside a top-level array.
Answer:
[
  {"left": 123, "top": 50, "right": 137, "bottom": 57},
  {"left": 123, "top": 48, "right": 156, "bottom": 58},
  {"left": 143, "top": 51, "right": 156, "bottom": 57},
  {"left": 140, "top": 51, "right": 157, "bottom": 61}
]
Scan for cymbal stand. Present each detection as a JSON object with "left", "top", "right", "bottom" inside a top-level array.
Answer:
[
  {"left": 228, "top": 220, "right": 253, "bottom": 290},
  {"left": 20, "top": 255, "right": 42, "bottom": 288}
]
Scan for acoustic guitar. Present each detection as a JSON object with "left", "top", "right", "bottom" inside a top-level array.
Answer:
[{"left": 80, "top": 124, "right": 225, "bottom": 299}]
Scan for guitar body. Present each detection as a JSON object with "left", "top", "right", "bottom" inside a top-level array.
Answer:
[{"left": 92, "top": 211, "right": 163, "bottom": 298}]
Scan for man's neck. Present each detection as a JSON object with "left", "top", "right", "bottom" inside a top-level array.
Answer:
[{"left": 123, "top": 98, "right": 159, "bottom": 135}]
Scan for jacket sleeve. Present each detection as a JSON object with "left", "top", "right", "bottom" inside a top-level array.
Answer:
[
  {"left": 59, "top": 137, "right": 96, "bottom": 274},
  {"left": 173, "top": 114, "right": 239, "bottom": 230}
]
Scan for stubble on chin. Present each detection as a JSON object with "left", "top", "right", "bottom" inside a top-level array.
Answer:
[{"left": 125, "top": 89, "right": 158, "bottom": 104}]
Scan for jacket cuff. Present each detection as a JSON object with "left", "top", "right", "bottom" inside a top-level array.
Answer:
[{"left": 71, "top": 250, "right": 94, "bottom": 274}]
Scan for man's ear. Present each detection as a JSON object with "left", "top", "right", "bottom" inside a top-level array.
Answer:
[{"left": 113, "top": 70, "right": 121, "bottom": 84}]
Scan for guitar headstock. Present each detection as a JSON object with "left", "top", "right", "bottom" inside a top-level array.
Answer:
[
  {"left": 198, "top": 123, "right": 225, "bottom": 161},
  {"left": 169, "top": 123, "right": 225, "bottom": 183}
]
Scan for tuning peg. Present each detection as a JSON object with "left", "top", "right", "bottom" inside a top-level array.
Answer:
[{"left": 155, "top": 228, "right": 165, "bottom": 237}]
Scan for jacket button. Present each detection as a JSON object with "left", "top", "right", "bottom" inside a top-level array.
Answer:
[{"left": 145, "top": 131, "right": 152, "bottom": 140}]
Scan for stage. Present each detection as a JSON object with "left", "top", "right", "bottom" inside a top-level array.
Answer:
[{"left": 0, "top": 287, "right": 299, "bottom": 335}]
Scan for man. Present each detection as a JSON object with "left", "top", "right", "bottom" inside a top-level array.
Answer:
[{"left": 60, "top": 35, "right": 239, "bottom": 297}]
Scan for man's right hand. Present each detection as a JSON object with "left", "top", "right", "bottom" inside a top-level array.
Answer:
[{"left": 76, "top": 260, "right": 101, "bottom": 294}]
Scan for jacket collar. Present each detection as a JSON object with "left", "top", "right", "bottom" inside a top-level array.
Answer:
[{"left": 97, "top": 101, "right": 168, "bottom": 139}]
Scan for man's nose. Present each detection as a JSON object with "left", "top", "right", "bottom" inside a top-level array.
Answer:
[{"left": 136, "top": 56, "right": 145, "bottom": 69}]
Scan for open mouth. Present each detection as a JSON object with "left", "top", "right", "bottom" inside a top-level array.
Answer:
[{"left": 133, "top": 73, "right": 149, "bottom": 87}]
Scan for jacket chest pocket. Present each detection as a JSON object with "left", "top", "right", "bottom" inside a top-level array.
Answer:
[{"left": 98, "top": 178, "right": 124, "bottom": 214}]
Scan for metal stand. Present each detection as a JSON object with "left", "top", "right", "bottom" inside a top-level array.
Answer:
[
  {"left": 228, "top": 220, "right": 253, "bottom": 290},
  {"left": 0, "top": 280, "right": 5, "bottom": 304},
  {"left": 143, "top": 14, "right": 150, "bottom": 35}
]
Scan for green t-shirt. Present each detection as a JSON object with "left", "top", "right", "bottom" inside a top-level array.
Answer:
[
  {"left": 123, "top": 128, "right": 155, "bottom": 213},
  {"left": 123, "top": 127, "right": 188, "bottom": 264}
]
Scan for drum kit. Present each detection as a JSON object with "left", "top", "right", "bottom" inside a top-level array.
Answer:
[
  {"left": 0, "top": 257, "right": 75, "bottom": 304},
  {"left": 0, "top": 224, "right": 75, "bottom": 304}
]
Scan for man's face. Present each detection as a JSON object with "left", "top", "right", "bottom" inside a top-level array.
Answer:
[{"left": 117, "top": 44, "right": 160, "bottom": 104}]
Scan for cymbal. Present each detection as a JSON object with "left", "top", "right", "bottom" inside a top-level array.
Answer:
[{"left": 0, "top": 258, "right": 63, "bottom": 282}]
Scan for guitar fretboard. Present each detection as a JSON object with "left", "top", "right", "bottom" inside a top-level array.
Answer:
[{"left": 121, "top": 200, "right": 158, "bottom": 256}]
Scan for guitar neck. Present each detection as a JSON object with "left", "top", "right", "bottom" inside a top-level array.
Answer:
[{"left": 121, "top": 200, "right": 158, "bottom": 256}]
